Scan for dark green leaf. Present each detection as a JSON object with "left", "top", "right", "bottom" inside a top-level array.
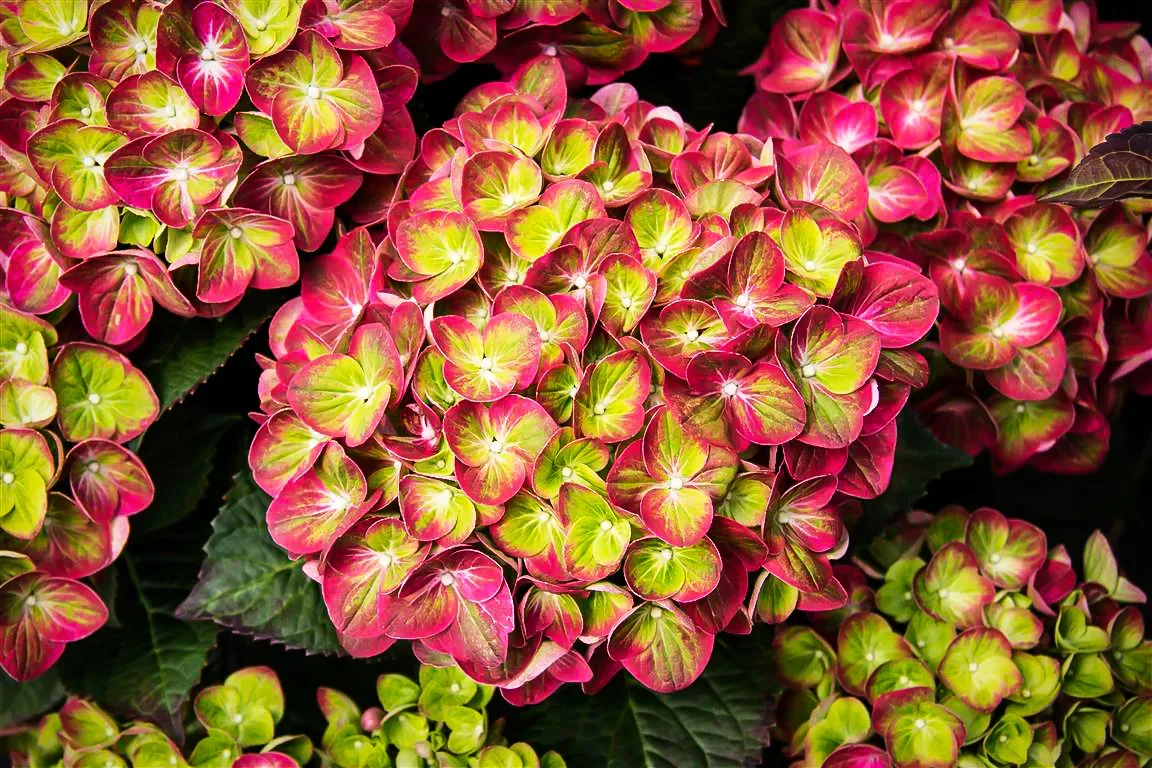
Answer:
[
  {"left": 58, "top": 525, "right": 217, "bottom": 740},
  {"left": 176, "top": 473, "right": 343, "bottom": 655},
  {"left": 134, "top": 291, "right": 283, "bottom": 413},
  {"left": 0, "top": 668, "right": 64, "bottom": 729},
  {"left": 855, "top": 412, "right": 973, "bottom": 549},
  {"left": 134, "top": 409, "right": 242, "bottom": 535},
  {"left": 1041, "top": 121, "right": 1152, "bottom": 206},
  {"left": 510, "top": 634, "right": 772, "bottom": 768}
]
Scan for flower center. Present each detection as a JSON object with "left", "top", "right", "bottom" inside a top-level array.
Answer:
[
  {"left": 684, "top": 328, "right": 699, "bottom": 342},
  {"left": 88, "top": 392, "right": 102, "bottom": 404},
  {"left": 229, "top": 227, "right": 243, "bottom": 239},
  {"left": 593, "top": 402, "right": 606, "bottom": 415},
  {"left": 1, "top": 473, "right": 13, "bottom": 484},
  {"left": 200, "top": 48, "right": 215, "bottom": 61},
  {"left": 479, "top": 357, "right": 493, "bottom": 371},
  {"left": 14, "top": 342, "right": 27, "bottom": 355},
  {"left": 668, "top": 476, "right": 684, "bottom": 490},
  {"left": 82, "top": 156, "right": 96, "bottom": 167},
  {"left": 602, "top": 180, "right": 615, "bottom": 192},
  {"left": 573, "top": 275, "right": 587, "bottom": 289},
  {"left": 81, "top": 106, "right": 92, "bottom": 118},
  {"left": 87, "top": 461, "right": 101, "bottom": 473},
  {"left": 283, "top": 173, "right": 297, "bottom": 186},
  {"left": 133, "top": 41, "right": 147, "bottom": 54},
  {"left": 801, "top": 363, "right": 817, "bottom": 378},
  {"left": 560, "top": 467, "right": 573, "bottom": 479},
  {"left": 722, "top": 382, "right": 739, "bottom": 397},
  {"left": 951, "top": 258, "right": 966, "bottom": 272},
  {"left": 649, "top": 607, "right": 663, "bottom": 619},
  {"left": 734, "top": 293, "right": 750, "bottom": 307},
  {"left": 164, "top": 104, "right": 177, "bottom": 118},
  {"left": 306, "top": 86, "right": 321, "bottom": 100},
  {"left": 659, "top": 548, "right": 673, "bottom": 561},
  {"left": 914, "top": 718, "right": 925, "bottom": 730},
  {"left": 124, "top": 263, "right": 139, "bottom": 276},
  {"left": 599, "top": 520, "right": 612, "bottom": 531},
  {"left": 440, "top": 573, "right": 455, "bottom": 587},
  {"left": 544, "top": 46, "right": 557, "bottom": 57}
]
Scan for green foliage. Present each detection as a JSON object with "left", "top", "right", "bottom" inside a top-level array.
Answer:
[
  {"left": 511, "top": 635, "right": 772, "bottom": 767},
  {"left": 57, "top": 525, "right": 218, "bottom": 739},
  {"left": 134, "top": 291, "right": 283, "bottom": 413},
  {"left": 0, "top": 670, "right": 63, "bottom": 730},
  {"left": 133, "top": 409, "right": 242, "bottom": 534},
  {"left": 177, "top": 473, "right": 343, "bottom": 654}
]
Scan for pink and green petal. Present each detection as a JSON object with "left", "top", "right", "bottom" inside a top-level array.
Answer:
[
  {"left": 322, "top": 516, "right": 425, "bottom": 638},
  {"left": 265, "top": 442, "right": 369, "bottom": 555},
  {"left": 65, "top": 439, "right": 153, "bottom": 523},
  {"left": 937, "top": 628, "right": 1022, "bottom": 711},
  {"left": 573, "top": 350, "right": 650, "bottom": 444},
  {"left": 606, "top": 602, "right": 713, "bottom": 693},
  {"left": 50, "top": 344, "right": 159, "bottom": 444},
  {"left": 912, "top": 541, "right": 995, "bottom": 628}
]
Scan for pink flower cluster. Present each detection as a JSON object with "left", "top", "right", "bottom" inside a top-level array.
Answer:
[
  {"left": 0, "top": 303, "right": 160, "bottom": 681},
  {"left": 248, "top": 56, "right": 940, "bottom": 699},
  {"left": 0, "top": 0, "right": 423, "bottom": 345},
  {"left": 740, "top": 0, "right": 1152, "bottom": 473}
]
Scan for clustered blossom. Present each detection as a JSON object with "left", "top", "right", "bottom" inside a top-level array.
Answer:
[
  {"left": 0, "top": 304, "right": 159, "bottom": 682},
  {"left": 0, "top": 0, "right": 423, "bottom": 341},
  {"left": 740, "top": 0, "right": 1152, "bottom": 473},
  {"left": 769, "top": 507, "right": 1151, "bottom": 768},
  {"left": 4, "top": 663, "right": 567, "bottom": 768},
  {"left": 248, "top": 56, "right": 940, "bottom": 698}
]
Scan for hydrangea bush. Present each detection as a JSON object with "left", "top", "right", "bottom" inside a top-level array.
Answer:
[
  {"left": 3, "top": 662, "right": 566, "bottom": 768},
  {"left": 0, "top": 1, "right": 1150, "bottom": 766},
  {"left": 246, "top": 55, "right": 942, "bottom": 697},
  {"left": 740, "top": 1, "right": 1152, "bottom": 473},
  {"left": 0, "top": 304, "right": 160, "bottom": 681},
  {"left": 771, "top": 506, "right": 1151, "bottom": 768}
]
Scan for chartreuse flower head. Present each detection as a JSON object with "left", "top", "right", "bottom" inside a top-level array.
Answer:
[
  {"left": 3, "top": 663, "right": 563, "bottom": 768},
  {"left": 771, "top": 506, "right": 1152, "bottom": 768}
]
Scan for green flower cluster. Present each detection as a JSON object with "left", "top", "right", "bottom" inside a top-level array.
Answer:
[
  {"left": 770, "top": 506, "right": 1151, "bottom": 768},
  {"left": 319, "top": 665, "right": 566, "bottom": 768},
  {"left": 3, "top": 664, "right": 565, "bottom": 768}
]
